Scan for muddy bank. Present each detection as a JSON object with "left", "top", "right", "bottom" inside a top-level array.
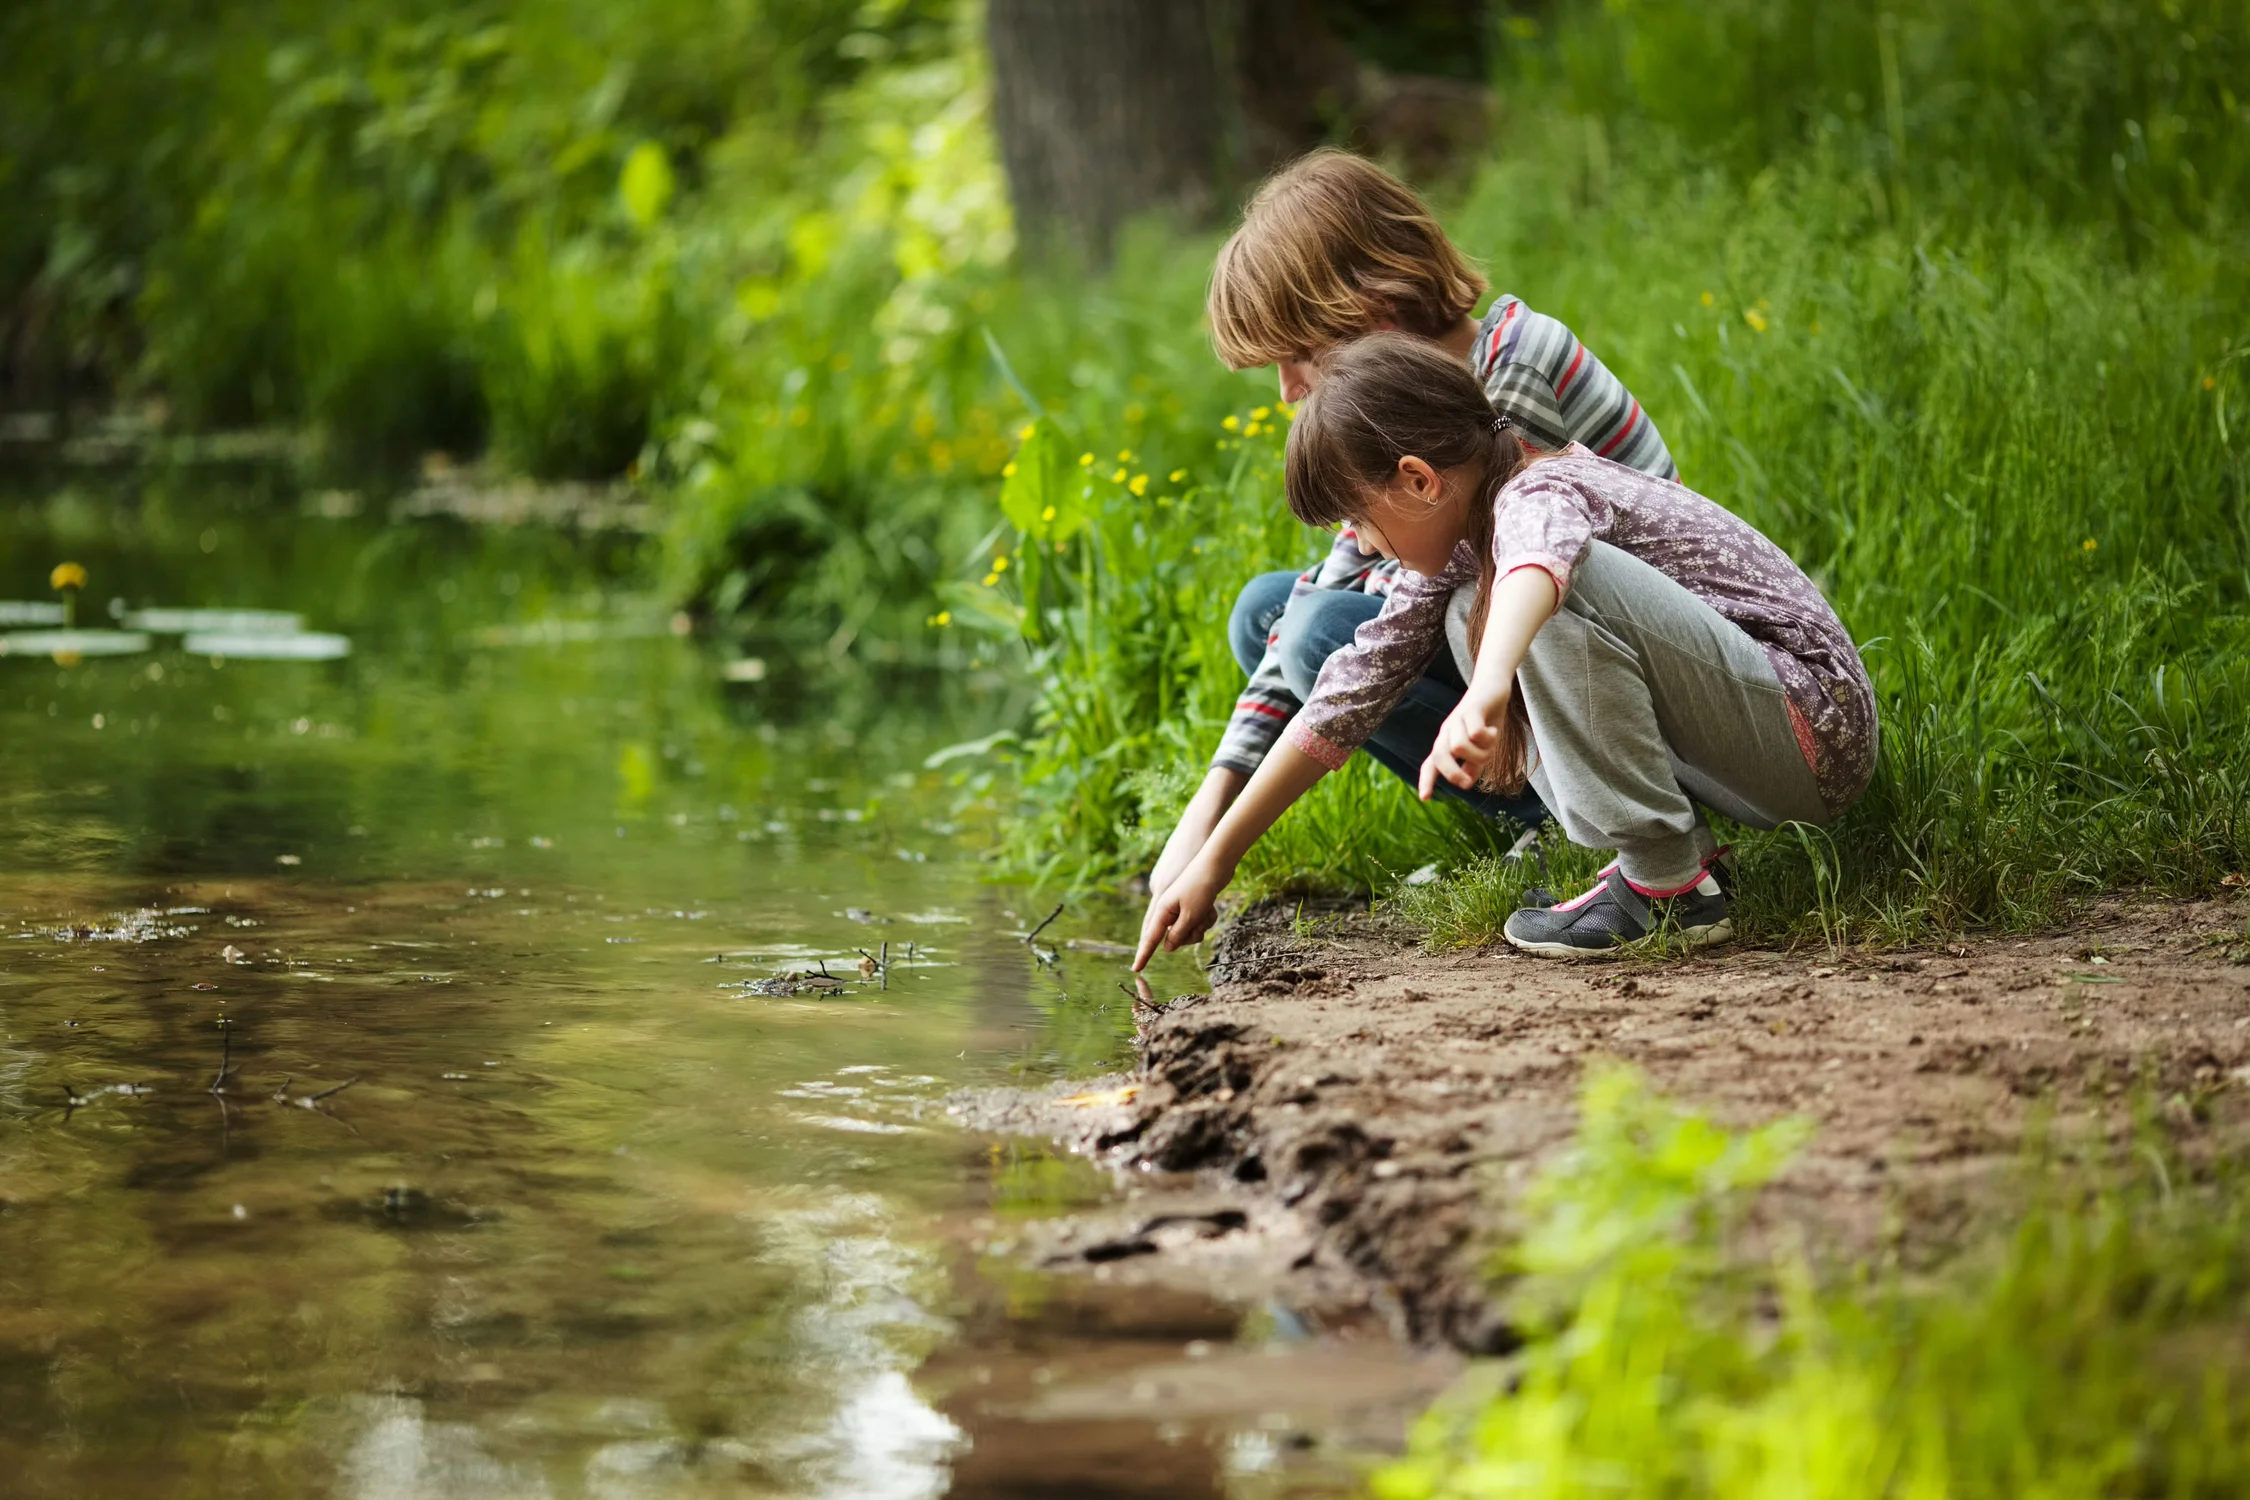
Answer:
[{"left": 965, "top": 897, "right": 2250, "bottom": 1352}]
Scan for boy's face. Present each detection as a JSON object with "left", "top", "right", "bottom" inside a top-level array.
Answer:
[{"left": 1277, "top": 356, "right": 1319, "bottom": 405}]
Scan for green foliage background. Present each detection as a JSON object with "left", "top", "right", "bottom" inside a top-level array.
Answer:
[{"left": 4, "top": 0, "right": 2248, "bottom": 937}]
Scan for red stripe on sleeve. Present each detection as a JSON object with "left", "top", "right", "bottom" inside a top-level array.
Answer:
[
  {"left": 1553, "top": 344, "right": 1587, "bottom": 396},
  {"left": 1596, "top": 402, "right": 1643, "bottom": 457},
  {"left": 1235, "top": 700, "right": 1290, "bottom": 722}
]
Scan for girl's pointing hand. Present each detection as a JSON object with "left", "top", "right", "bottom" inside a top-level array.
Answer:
[{"left": 1133, "top": 860, "right": 1224, "bottom": 970}]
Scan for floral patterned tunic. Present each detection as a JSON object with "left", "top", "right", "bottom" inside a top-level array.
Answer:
[{"left": 1288, "top": 445, "right": 1879, "bottom": 816}]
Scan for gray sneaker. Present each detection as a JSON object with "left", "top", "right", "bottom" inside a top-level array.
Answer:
[{"left": 1503, "top": 864, "right": 1732, "bottom": 959}]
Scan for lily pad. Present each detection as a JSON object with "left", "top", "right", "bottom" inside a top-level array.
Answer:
[
  {"left": 0, "top": 629, "right": 151, "bottom": 657},
  {"left": 184, "top": 631, "right": 350, "bottom": 660}
]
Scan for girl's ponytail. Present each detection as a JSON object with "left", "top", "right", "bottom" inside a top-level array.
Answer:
[{"left": 1283, "top": 332, "right": 1537, "bottom": 793}]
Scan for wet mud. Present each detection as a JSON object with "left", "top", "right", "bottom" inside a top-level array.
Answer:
[{"left": 968, "top": 896, "right": 2250, "bottom": 1353}]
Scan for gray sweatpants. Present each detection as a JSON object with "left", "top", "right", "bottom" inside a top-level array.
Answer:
[{"left": 1446, "top": 541, "right": 1829, "bottom": 892}]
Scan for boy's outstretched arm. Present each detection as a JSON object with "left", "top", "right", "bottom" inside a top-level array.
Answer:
[
  {"left": 1133, "top": 743, "right": 1327, "bottom": 970},
  {"left": 1145, "top": 765, "right": 1247, "bottom": 905}
]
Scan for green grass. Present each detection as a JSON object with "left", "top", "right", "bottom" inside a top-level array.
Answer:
[{"left": 1373, "top": 1066, "right": 2250, "bottom": 1500}]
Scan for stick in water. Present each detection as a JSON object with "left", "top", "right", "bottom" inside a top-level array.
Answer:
[{"left": 1024, "top": 902, "right": 1064, "bottom": 945}]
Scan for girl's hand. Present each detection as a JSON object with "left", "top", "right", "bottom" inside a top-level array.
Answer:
[
  {"left": 1418, "top": 689, "right": 1508, "bottom": 800},
  {"left": 1133, "top": 856, "right": 1227, "bottom": 970}
]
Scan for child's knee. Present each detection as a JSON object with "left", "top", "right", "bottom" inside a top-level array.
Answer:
[
  {"left": 1273, "top": 590, "right": 1374, "bottom": 699},
  {"left": 1228, "top": 570, "right": 1299, "bottom": 675}
]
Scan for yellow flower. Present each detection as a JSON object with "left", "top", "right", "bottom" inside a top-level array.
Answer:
[
  {"left": 1700, "top": 291, "right": 1715, "bottom": 307},
  {"left": 1078, "top": 452, "right": 1094, "bottom": 466},
  {"left": 927, "top": 610, "right": 952, "bottom": 627},
  {"left": 1251, "top": 406, "right": 1270, "bottom": 421},
  {"left": 1243, "top": 422, "right": 1264, "bottom": 437},
  {"left": 49, "top": 562, "right": 87, "bottom": 592},
  {"left": 1128, "top": 474, "right": 1149, "bottom": 496},
  {"left": 992, "top": 555, "right": 1009, "bottom": 572},
  {"left": 1116, "top": 449, "right": 1134, "bottom": 462},
  {"left": 1221, "top": 414, "right": 1240, "bottom": 431},
  {"left": 2081, "top": 537, "right": 2098, "bottom": 553},
  {"left": 1743, "top": 308, "right": 1769, "bottom": 333},
  {"left": 1169, "top": 468, "right": 1188, "bottom": 483},
  {"left": 1111, "top": 468, "right": 1128, "bottom": 483},
  {"left": 1019, "top": 422, "right": 1036, "bottom": 440},
  {"left": 1040, "top": 504, "right": 1056, "bottom": 521},
  {"left": 1002, "top": 462, "right": 1018, "bottom": 477},
  {"left": 981, "top": 573, "right": 999, "bottom": 588}
]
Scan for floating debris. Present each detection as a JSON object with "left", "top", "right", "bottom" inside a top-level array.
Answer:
[
  {"left": 728, "top": 971, "right": 853, "bottom": 997},
  {"left": 27, "top": 908, "right": 199, "bottom": 943}
]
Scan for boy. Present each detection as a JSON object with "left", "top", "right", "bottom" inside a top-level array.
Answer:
[{"left": 1144, "top": 148, "right": 1680, "bottom": 903}]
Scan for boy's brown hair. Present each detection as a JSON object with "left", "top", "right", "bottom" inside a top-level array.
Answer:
[{"left": 1208, "top": 148, "right": 1487, "bottom": 370}]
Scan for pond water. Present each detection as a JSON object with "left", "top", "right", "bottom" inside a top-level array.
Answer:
[{"left": 0, "top": 473, "right": 1410, "bottom": 1498}]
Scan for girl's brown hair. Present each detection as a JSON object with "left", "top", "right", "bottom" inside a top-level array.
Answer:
[
  {"left": 1284, "top": 331, "right": 1536, "bottom": 792},
  {"left": 1208, "top": 149, "right": 1488, "bottom": 370}
]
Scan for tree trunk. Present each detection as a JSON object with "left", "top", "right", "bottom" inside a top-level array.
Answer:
[{"left": 985, "top": 0, "right": 1226, "bottom": 264}]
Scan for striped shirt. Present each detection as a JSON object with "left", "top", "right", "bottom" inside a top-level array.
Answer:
[{"left": 1211, "top": 295, "right": 1677, "bottom": 776}]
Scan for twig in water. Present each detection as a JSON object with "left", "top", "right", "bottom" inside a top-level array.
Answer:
[
  {"left": 208, "top": 1018, "right": 234, "bottom": 1095},
  {"left": 304, "top": 1077, "right": 359, "bottom": 1104},
  {"left": 879, "top": 940, "right": 888, "bottom": 991},
  {"left": 1024, "top": 902, "right": 1065, "bottom": 945}
]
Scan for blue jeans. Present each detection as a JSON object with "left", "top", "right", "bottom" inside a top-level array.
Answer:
[{"left": 1229, "top": 570, "right": 1548, "bottom": 830}]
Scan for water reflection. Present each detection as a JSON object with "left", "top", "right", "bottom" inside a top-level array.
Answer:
[{"left": 0, "top": 476, "right": 1378, "bottom": 1498}]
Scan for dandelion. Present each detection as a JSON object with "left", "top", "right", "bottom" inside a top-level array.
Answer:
[
  {"left": 1116, "top": 449, "right": 1134, "bottom": 462},
  {"left": 1019, "top": 422, "right": 1036, "bottom": 440},
  {"left": 1243, "top": 422, "right": 1264, "bottom": 437},
  {"left": 1278, "top": 403, "right": 1295, "bottom": 420},
  {"left": 981, "top": 573, "right": 1000, "bottom": 588},
  {"left": 1002, "top": 462, "right": 1018, "bottom": 477},
  {"left": 992, "top": 555, "right": 1010, "bottom": 573},
  {"left": 1111, "top": 468, "right": 1128, "bottom": 483},
  {"left": 50, "top": 561, "right": 85, "bottom": 629},
  {"left": 1743, "top": 308, "right": 1769, "bottom": 333},
  {"left": 1222, "top": 414, "right": 1240, "bottom": 431},
  {"left": 1169, "top": 469, "right": 1188, "bottom": 484},
  {"left": 1700, "top": 291, "right": 1715, "bottom": 307},
  {"left": 1040, "top": 504, "right": 1056, "bottom": 521},
  {"left": 1251, "top": 406, "right": 1270, "bottom": 421},
  {"left": 927, "top": 611, "right": 952, "bottom": 626},
  {"left": 1128, "top": 474, "right": 1149, "bottom": 496},
  {"left": 1079, "top": 452, "right": 1095, "bottom": 467},
  {"left": 2081, "top": 537, "right": 2098, "bottom": 553}
]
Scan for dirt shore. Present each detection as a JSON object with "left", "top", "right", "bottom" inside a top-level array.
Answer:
[{"left": 965, "top": 896, "right": 2250, "bottom": 1352}]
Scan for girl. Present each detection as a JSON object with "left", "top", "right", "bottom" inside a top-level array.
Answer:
[{"left": 1133, "top": 333, "right": 1877, "bottom": 966}]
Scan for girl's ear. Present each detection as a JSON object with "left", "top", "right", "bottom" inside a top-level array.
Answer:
[{"left": 1396, "top": 454, "right": 1442, "bottom": 499}]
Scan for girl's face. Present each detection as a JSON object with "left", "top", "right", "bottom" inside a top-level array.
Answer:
[{"left": 1349, "top": 455, "right": 1466, "bottom": 576}]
